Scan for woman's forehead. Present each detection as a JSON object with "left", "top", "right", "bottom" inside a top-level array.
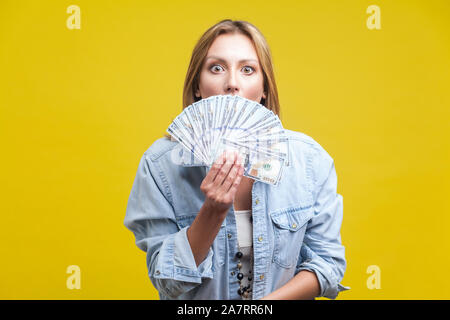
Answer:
[
  {"left": 205, "top": 55, "right": 258, "bottom": 64},
  {"left": 207, "top": 34, "right": 259, "bottom": 62}
]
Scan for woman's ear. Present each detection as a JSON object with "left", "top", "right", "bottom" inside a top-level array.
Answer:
[
  {"left": 195, "top": 89, "right": 201, "bottom": 98},
  {"left": 260, "top": 92, "right": 267, "bottom": 105}
]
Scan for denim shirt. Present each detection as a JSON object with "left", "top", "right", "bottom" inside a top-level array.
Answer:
[{"left": 124, "top": 129, "right": 350, "bottom": 300}]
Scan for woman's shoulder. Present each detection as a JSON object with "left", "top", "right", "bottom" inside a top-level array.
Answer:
[
  {"left": 285, "top": 129, "right": 331, "bottom": 154},
  {"left": 285, "top": 128, "right": 335, "bottom": 169}
]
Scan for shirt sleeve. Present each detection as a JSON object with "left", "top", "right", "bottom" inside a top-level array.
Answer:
[
  {"left": 295, "top": 147, "right": 351, "bottom": 299},
  {"left": 123, "top": 153, "right": 214, "bottom": 299}
]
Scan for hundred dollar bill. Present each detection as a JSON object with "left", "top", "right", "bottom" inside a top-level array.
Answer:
[
  {"left": 234, "top": 101, "right": 272, "bottom": 132},
  {"left": 210, "top": 137, "right": 250, "bottom": 167},
  {"left": 194, "top": 102, "right": 212, "bottom": 157},
  {"left": 245, "top": 151, "right": 285, "bottom": 186},
  {"left": 185, "top": 105, "right": 208, "bottom": 157},
  {"left": 167, "top": 135, "right": 207, "bottom": 167},
  {"left": 167, "top": 123, "right": 208, "bottom": 164},
  {"left": 218, "top": 95, "right": 237, "bottom": 140},
  {"left": 221, "top": 137, "right": 287, "bottom": 162},
  {"left": 212, "top": 138, "right": 285, "bottom": 186},
  {"left": 222, "top": 98, "right": 249, "bottom": 141},
  {"left": 203, "top": 97, "right": 215, "bottom": 156},
  {"left": 175, "top": 108, "right": 201, "bottom": 151},
  {"left": 234, "top": 135, "right": 290, "bottom": 166},
  {"left": 237, "top": 116, "right": 283, "bottom": 140}
]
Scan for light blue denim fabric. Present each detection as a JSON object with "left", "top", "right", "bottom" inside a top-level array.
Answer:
[{"left": 124, "top": 129, "right": 350, "bottom": 300}]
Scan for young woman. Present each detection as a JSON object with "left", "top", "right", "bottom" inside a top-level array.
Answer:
[{"left": 124, "top": 19, "right": 349, "bottom": 300}]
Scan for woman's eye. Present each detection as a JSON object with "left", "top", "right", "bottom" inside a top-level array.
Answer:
[
  {"left": 209, "top": 64, "right": 254, "bottom": 74},
  {"left": 210, "top": 65, "right": 223, "bottom": 72},
  {"left": 242, "top": 66, "right": 254, "bottom": 74}
]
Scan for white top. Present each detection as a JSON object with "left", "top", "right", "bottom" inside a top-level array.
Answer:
[{"left": 234, "top": 209, "right": 254, "bottom": 300}]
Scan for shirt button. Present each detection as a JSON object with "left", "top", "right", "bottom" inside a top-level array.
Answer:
[
  {"left": 231, "top": 271, "right": 235, "bottom": 276},
  {"left": 255, "top": 199, "right": 259, "bottom": 205},
  {"left": 227, "top": 233, "right": 232, "bottom": 239},
  {"left": 258, "top": 236, "right": 263, "bottom": 242},
  {"left": 292, "top": 223, "right": 297, "bottom": 229},
  {"left": 259, "top": 274, "right": 265, "bottom": 280},
  {"left": 155, "top": 270, "right": 160, "bottom": 275}
]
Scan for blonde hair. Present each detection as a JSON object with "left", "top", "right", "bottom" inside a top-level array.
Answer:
[{"left": 165, "top": 19, "right": 280, "bottom": 139}]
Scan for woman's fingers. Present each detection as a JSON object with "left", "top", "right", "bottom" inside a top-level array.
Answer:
[
  {"left": 201, "top": 151, "right": 227, "bottom": 187},
  {"left": 212, "top": 151, "right": 236, "bottom": 186},
  {"left": 200, "top": 150, "right": 245, "bottom": 210},
  {"left": 225, "top": 164, "right": 245, "bottom": 196},
  {"left": 218, "top": 154, "right": 243, "bottom": 194}
]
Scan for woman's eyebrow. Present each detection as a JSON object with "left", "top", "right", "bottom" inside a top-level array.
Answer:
[{"left": 205, "top": 55, "right": 258, "bottom": 64}]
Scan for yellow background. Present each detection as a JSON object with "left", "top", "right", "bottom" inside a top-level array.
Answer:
[{"left": 1, "top": 0, "right": 449, "bottom": 299}]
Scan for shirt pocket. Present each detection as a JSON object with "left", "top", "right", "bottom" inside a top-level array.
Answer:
[
  {"left": 270, "top": 206, "right": 314, "bottom": 269},
  {"left": 176, "top": 214, "right": 226, "bottom": 268}
]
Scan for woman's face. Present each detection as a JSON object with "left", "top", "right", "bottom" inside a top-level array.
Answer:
[{"left": 195, "top": 33, "right": 266, "bottom": 103}]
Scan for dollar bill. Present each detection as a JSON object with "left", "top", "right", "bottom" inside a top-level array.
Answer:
[
  {"left": 167, "top": 94, "right": 290, "bottom": 185},
  {"left": 213, "top": 138, "right": 285, "bottom": 186}
]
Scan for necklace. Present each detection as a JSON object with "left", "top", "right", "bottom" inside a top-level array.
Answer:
[
  {"left": 235, "top": 213, "right": 254, "bottom": 299},
  {"left": 235, "top": 246, "right": 253, "bottom": 299}
]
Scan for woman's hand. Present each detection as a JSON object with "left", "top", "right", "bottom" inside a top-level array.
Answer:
[
  {"left": 187, "top": 150, "right": 245, "bottom": 266},
  {"left": 200, "top": 150, "right": 245, "bottom": 215}
]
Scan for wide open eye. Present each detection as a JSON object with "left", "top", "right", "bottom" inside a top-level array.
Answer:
[
  {"left": 210, "top": 64, "right": 224, "bottom": 73},
  {"left": 242, "top": 66, "right": 255, "bottom": 74}
]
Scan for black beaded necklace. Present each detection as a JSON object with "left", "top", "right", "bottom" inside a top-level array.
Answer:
[
  {"left": 235, "top": 251, "right": 252, "bottom": 298},
  {"left": 235, "top": 228, "right": 253, "bottom": 298}
]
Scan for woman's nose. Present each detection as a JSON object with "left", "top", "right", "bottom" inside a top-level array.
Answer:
[
  {"left": 225, "top": 72, "right": 239, "bottom": 95},
  {"left": 226, "top": 86, "right": 239, "bottom": 95}
]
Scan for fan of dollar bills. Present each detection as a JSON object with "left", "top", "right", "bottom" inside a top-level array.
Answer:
[{"left": 166, "top": 95, "right": 289, "bottom": 186}]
